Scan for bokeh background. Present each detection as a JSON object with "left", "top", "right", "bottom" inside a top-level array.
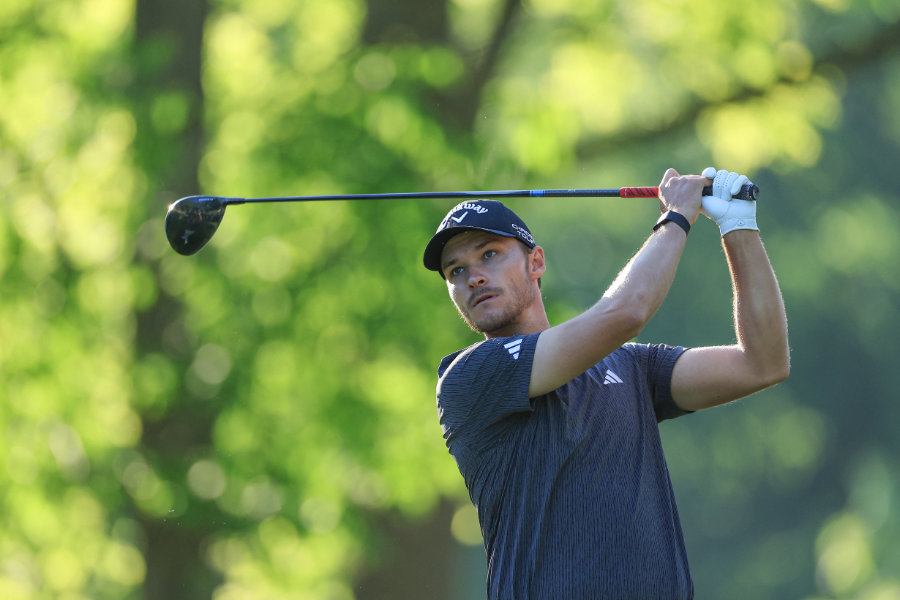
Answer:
[{"left": 2, "top": 0, "right": 899, "bottom": 598}]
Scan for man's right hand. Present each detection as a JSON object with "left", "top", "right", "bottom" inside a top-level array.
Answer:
[{"left": 656, "top": 168, "right": 708, "bottom": 224}]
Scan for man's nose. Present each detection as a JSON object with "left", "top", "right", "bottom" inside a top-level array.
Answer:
[{"left": 467, "top": 268, "right": 487, "bottom": 288}]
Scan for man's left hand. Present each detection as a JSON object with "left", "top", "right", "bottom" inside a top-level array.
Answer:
[{"left": 700, "top": 167, "right": 759, "bottom": 236}]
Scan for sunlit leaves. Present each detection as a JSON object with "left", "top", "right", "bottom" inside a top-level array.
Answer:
[
  {"left": 419, "top": 47, "right": 465, "bottom": 88},
  {"left": 448, "top": 0, "right": 506, "bottom": 50},
  {"left": 549, "top": 45, "right": 637, "bottom": 133},
  {"left": 3, "top": 0, "right": 900, "bottom": 598},
  {"left": 354, "top": 52, "right": 397, "bottom": 91},
  {"left": 778, "top": 40, "right": 815, "bottom": 81},
  {"left": 663, "top": 396, "right": 827, "bottom": 501},
  {"left": 43, "top": 0, "right": 133, "bottom": 55},
  {"left": 150, "top": 91, "right": 192, "bottom": 135},
  {"left": 0, "top": 2, "right": 150, "bottom": 598},
  {"left": 195, "top": 14, "right": 474, "bottom": 581},
  {"left": 814, "top": 196, "right": 900, "bottom": 280},
  {"left": 205, "top": 13, "right": 286, "bottom": 107},
  {"left": 292, "top": 0, "right": 367, "bottom": 73},
  {"left": 816, "top": 513, "right": 875, "bottom": 595},
  {"left": 188, "top": 458, "right": 229, "bottom": 500},
  {"left": 450, "top": 503, "right": 482, "bottom": 546},
  {"left": 524, "top": 0, "right": 598, "bottom": 18},
  {"left": 207, "top": 525, "right": 360, "bottom": 600},
  {"left": 697, "top": 77, "right": 840, "bottom": 170},
  {"left": 478, "top": 0, "right": 854, "bottom": 176},
  {"left": 366, "top": 96, "right": 420, "bottom": 148}
]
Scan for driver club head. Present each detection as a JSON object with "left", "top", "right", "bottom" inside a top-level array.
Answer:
[{"left": 165, "top": 196, "right": 228, "bottom": 255}]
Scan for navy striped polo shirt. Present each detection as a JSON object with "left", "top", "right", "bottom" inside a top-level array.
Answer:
[{"left": 436, "top": 332, "right": 693, "bottom": 599}]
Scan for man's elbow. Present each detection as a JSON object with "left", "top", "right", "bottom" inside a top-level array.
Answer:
[
  {"left": 731, "top": 361, "right": 789, "bottom": 405},
  {"left": 593, "top": 296, "right": 651, "bottom": 342},
  {"left": 618, "top": 292, "right": 660, "bottom": 336},
  {"left": 760, "top": 355, "right": 791, "bottom": 388},
  {"left": 618, "top": 304, "right": 651, "bottom": 341},
  {"left": 767, "top": 365, "right": 790, "bottom": 388}
]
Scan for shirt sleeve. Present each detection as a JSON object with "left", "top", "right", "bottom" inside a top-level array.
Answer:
[
  {"left": 625, "top": 342, "right": 693, "bottom": 422},
  {"left": 436, "top": 333, "right": 540, "bottom": 454}
]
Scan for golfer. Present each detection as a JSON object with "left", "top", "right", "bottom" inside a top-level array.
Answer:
[{"left": 422, "top": 167, "right": 790, "bottom": 599}]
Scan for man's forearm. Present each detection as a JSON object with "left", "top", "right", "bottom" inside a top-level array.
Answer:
[
  {"left": 723, "top": 230, "right": 790, "bottom": 382},
  {"left": 529, "top": 168, "right": 706, "bottom": 398},
  {"left": 529, "top": 222, "right": 689, "bottom": 398},
  {"left": 602, "top": 223, "right": 688, "bottom": 326}
]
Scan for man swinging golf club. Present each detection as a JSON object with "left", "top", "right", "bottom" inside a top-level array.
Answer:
[{"left": 422, "top": 167, "right": 790, "bottom": 599}]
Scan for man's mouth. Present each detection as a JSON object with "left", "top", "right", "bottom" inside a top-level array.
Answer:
[{"left": 471, "top": 291, "right": 498, "bottom": 308}]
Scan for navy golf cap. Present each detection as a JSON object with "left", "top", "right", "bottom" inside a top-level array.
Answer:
[{"left": 423, "top": 200, "right": 536, "bottom": 274}]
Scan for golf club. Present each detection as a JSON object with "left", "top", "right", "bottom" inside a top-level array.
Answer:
[{"left": 165, "top": 183, "right": 759, "bottom": 255}]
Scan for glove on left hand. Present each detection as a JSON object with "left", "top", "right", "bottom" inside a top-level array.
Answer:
[{"left": 701, "top": 167, "right": 759, "bottom": 236}]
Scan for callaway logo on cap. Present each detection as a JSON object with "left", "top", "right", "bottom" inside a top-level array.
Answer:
[{"left": 422, "top": 200, "right": 536, "bottom": 274}]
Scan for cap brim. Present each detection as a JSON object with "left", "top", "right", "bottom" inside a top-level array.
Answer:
[{"left": 423, "top": 226, "right": 522, "bottom": 273}]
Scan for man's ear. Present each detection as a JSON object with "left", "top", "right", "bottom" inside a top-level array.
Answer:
[{"left": 529, "top": 246, "right": 546, "bottom": 281}]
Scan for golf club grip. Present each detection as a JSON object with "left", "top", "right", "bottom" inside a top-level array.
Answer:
[{"left": 619, "top": 184, "right": 759, "bottom": 201}]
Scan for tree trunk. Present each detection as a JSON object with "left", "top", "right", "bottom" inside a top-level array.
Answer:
[{"left": 132, "top": 0, "right": 218, "bottom": 597}]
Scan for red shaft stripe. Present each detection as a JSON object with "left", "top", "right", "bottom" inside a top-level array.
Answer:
[{"left": 619, "top": 187, "right": 659, "bottom": 198}]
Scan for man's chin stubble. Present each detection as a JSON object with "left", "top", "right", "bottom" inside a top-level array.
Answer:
[{"left": 458, "top": 306, "right": 515, "bottom": 336}]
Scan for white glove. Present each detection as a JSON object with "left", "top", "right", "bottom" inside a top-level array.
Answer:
[{"left": 701, "top": 167, "right": 758, "bottom": 236}]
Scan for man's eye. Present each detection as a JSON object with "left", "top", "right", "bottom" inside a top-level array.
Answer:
[
  {"left": 484, "top": 250, "right": 497, "bottom": 259},
  {"left": 451, "top": 266, "right": 464, "bottom": 276}
]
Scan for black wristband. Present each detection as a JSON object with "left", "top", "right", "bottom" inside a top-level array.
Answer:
[{"left": 653, "top": 211, "right": 691, "bottom": 236}]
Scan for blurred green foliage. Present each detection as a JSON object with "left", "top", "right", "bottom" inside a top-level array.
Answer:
[{"left": 1, "top": 0, "right": 899, "bottom": 598}]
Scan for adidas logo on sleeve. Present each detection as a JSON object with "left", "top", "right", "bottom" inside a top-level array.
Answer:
[
  {"left": 603, "top": 369, "right": 623, "bottom": 385},
  {"left": 504, "top": 338, "right": 523, "bottom": 360}
]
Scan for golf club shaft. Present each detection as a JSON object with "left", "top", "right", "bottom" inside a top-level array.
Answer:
[
  {"left": 219, "top": 184, "right": 758, "bottom": 204},
  {"left": 166, "top": 183, "right": 760, "bottom": 255}
]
